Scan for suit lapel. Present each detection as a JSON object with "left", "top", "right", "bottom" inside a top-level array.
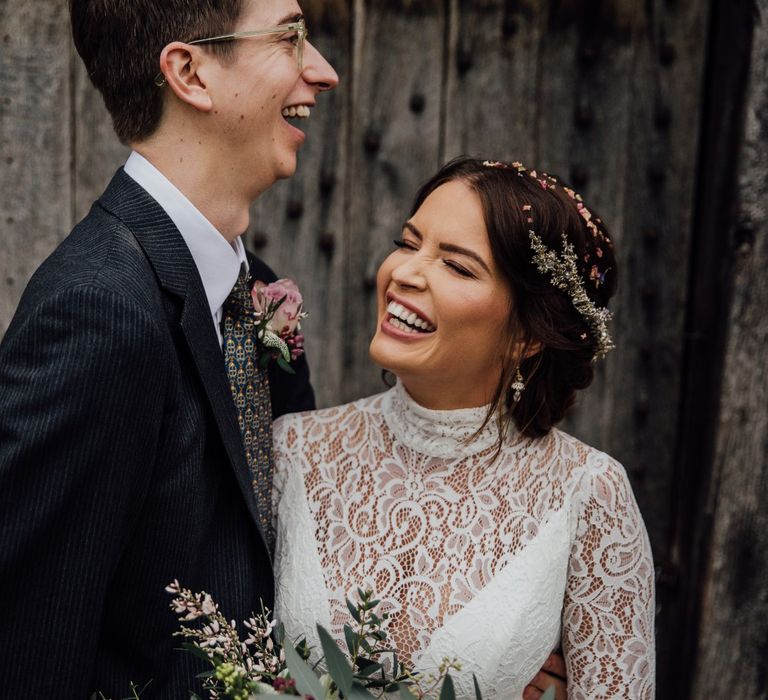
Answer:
[{"left": 98, "top": 169, "right": 271, "bottom": 554}]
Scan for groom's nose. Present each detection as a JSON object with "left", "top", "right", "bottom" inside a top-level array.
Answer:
[{"left": 301, "top": 40, "right": 339, "bottom": 91}]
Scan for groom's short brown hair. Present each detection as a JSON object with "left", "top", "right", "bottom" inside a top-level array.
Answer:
[{"left": 70, "top": 0, "right": 244, "bottom": 144}]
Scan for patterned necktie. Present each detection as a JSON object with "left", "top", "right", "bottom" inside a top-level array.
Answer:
[{"left": 221, "top": 268, "right": 275, "bottom": 552}]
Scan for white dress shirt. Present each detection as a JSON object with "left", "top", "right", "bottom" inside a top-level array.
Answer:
[{"left": 123, "top": 151, "right": 248, "bottom": 346}]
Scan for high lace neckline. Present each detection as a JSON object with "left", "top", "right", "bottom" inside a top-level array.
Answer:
[{"left": 380, "top": 381, "right": 511, "bottom": 458}]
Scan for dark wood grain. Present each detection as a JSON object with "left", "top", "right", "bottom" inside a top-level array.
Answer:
[
  {"left": 0, "top": 0, "right": 73, "bottom": 335},
  {"left": 344, "top": 0, "right": 447, "bottom": 402},
  {"left": 251, "top": 0, "right": 353, "bottom": 408}
]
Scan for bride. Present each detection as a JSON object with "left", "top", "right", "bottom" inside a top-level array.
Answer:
[{"left": 272, "top": 157, "right": 655, "bottom": 699}]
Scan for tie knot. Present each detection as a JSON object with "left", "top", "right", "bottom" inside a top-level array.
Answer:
[{"left": 226, "top": 271, "right": 254, "bottom": 311}]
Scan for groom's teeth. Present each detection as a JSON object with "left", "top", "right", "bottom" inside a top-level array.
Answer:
[
  {"left": 386, "top": 301, "right": 435, "bottom": 332},
  {"left": 281, "top": 105, "right": 311, "bottom": 119}
]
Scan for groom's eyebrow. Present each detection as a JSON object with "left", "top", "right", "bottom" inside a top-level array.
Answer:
[
  {"left": 402, "top": 221, "right": 491, "bottom": 274},
  {"left": 276, "top": 12, "right": 304, "bottom": 24}
]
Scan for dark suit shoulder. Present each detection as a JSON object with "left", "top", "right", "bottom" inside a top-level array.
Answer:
[{"left": 12, "top": 203, "right": 162, "bottom": 326}]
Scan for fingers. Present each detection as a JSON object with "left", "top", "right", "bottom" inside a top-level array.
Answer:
[
  {"left": 542, "top": 651, "right": 567, "bottom": 680},
  {"left": 522, "top": 685, "right": 543, "bottom": 700},
  {"left": 523, "top": 672, "right": 567, "bottom": 700}
]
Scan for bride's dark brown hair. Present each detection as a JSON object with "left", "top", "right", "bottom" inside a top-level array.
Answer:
[{"left": 409, "top": 157, "right": 618, "bottom": 440}]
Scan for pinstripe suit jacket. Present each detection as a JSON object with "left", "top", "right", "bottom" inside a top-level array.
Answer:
[{"left": 0, "top": 169, "right": 315, "bottom": 698}]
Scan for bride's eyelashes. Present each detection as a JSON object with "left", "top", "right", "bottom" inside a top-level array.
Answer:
[
  {"left": 392, "top": 239, "right": 476, "bottom": 278},
  {"left": 392, "top": 238, "right": 417, "bottom": 251},
  {"left": 444, "top": 261, "right": 475, "bottom": 278}
]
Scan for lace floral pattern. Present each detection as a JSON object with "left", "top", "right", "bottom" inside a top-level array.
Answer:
[{"left": 273, "top": 383, "right": 655, "bottom": 699}]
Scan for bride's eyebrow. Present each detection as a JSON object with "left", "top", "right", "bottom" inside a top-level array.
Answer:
[{"left": 402, "top": 221, "right": 491, "bottom": 274}]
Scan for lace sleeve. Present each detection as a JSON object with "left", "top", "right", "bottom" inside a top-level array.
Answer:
[
  {"left": 272, "top": 415, "right": 300, "bottom": 523},
  {"left": 562, "top": 452, "right": 656, "bottom": 699}
]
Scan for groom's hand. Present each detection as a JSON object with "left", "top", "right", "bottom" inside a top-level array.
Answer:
[{"left": 523, "top": 651, "right": 567, "bottom": 700}]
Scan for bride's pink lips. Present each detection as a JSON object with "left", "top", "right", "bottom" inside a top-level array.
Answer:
[{"left": 380, "top": 293, "right": 435, "bottom": 342}]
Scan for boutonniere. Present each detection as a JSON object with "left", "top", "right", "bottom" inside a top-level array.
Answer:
[{"left": 251, "top": 279, "right": 307, "bottom": 374}]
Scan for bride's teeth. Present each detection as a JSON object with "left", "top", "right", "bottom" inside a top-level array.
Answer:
[
  {"left": 298, "top": 105, "right": 310, "bottom": 118},
  {"left": 386, "top": 300, "right": 436, "bottom": 333}
]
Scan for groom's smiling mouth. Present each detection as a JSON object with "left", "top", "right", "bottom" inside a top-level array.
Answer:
[{"left": 281, "top": 104, "right": 312, "bottom": 120}]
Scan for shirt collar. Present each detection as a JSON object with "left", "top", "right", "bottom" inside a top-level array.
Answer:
[{"left": 123, "top": 151, "right": 248, "bottom": 317}]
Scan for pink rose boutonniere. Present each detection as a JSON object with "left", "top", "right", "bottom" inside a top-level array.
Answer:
[{"left": 250, "top": 278, "right": 307, "bottom": 374}]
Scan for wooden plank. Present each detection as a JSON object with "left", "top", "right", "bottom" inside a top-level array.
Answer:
[
  {"left": 343, "top": 0, "right": 447, "bottom": 402},
  {"left": 72, "top": 51, "right": 129, "bottom": 223},
  {"left": 689, "top": 0, "right": 768, "bottom": 695},
  {"left": 250, "top": 0, "right": 352, "bottom": 408},
  {"left": 540, "top": 0, "right": 711, "bottom": 558},
  {"left": 535, "top": 5, "right": 710, "bottom": 690},
  {"left": 0, "top": 0, "right": 73, "bottom": 336},
  {"left": 443, "top": 0, "right": 543, "bottom": 163}
]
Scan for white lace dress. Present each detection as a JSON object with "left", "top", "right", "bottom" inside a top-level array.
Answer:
[{"left": 272, "top": 383, "right": 655, "bottom": 699}]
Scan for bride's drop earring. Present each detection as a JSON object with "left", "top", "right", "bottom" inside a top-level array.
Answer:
[{"left": 511, "top": 368, "right": 526, "bottom": 403}]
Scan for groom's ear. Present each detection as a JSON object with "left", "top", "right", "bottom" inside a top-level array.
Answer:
[{"left": 157, "top": 42, "right": 214, "bottom": 113}]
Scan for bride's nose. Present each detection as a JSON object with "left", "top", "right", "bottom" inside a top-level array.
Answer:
[{"left": 390, "top": 255, "right": 427, "bottom": 291}]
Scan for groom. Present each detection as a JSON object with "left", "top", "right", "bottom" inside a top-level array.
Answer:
[{"left": 0, "top": 0, "right": 336, "bottom": 696}]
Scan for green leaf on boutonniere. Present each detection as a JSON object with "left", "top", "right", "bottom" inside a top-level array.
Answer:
[
  {"left": 439, "top": 674, "right": 456, "bottom": 700},
  {"left": 283, "top": 641, "right": 325, "bottom": 699},
  {"left": 277, "top": 356, "right": 296, "bottom": 374}
]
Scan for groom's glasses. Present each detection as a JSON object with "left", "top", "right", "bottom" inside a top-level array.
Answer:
[{"left": 154, "top": 18, "right": 307, "bottom": 87}]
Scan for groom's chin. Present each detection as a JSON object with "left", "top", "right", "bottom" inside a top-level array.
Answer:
[{"left": 275, "top": 154, "right": 299, "bottom": 181}]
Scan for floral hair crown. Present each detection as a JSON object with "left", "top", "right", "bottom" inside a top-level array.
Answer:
[{"left": 482, "top": 159, "right": 615, "bottom": 360}]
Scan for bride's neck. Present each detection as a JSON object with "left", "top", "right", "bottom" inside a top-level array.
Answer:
[{"left": 398, "top": 376, "right": 495, "bottom": 411}]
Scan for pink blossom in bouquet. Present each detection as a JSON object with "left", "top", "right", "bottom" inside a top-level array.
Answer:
[{"left": 252, "top": 279, "right": 304, "bottom": 334}]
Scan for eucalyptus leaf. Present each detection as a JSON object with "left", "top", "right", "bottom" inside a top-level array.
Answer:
[
  {"left": 283, "top": 641, "right": 325, "bottom": 699},
  {"left": 344, "top": 624, "right": 357, "bottom": 657},
  {"left": 347, "top": 599, "right": 361, "bottom": 623},
  {"left": 355, "top": 659, "right": 383, "bottom": 677},
  {"left": 541, "top": 686, "right": 556, "bottom": 700},
  {"left": 473, "top": 674, "right": 483, "bottom": 700},
  {"left": 317, "top": 625, "right": 356, "bottom": 697},
  {"left": 439, "top": 674, "right": 456, "bottom": 700}
]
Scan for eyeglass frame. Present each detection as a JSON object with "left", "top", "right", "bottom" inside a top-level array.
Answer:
[{"left": 154, "top": 18, "right": 307, "bottom": 87}]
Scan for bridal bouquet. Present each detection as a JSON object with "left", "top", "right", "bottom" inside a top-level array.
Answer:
[{"left": 167, "top": 582, "right": 555, "bottom": 700}]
